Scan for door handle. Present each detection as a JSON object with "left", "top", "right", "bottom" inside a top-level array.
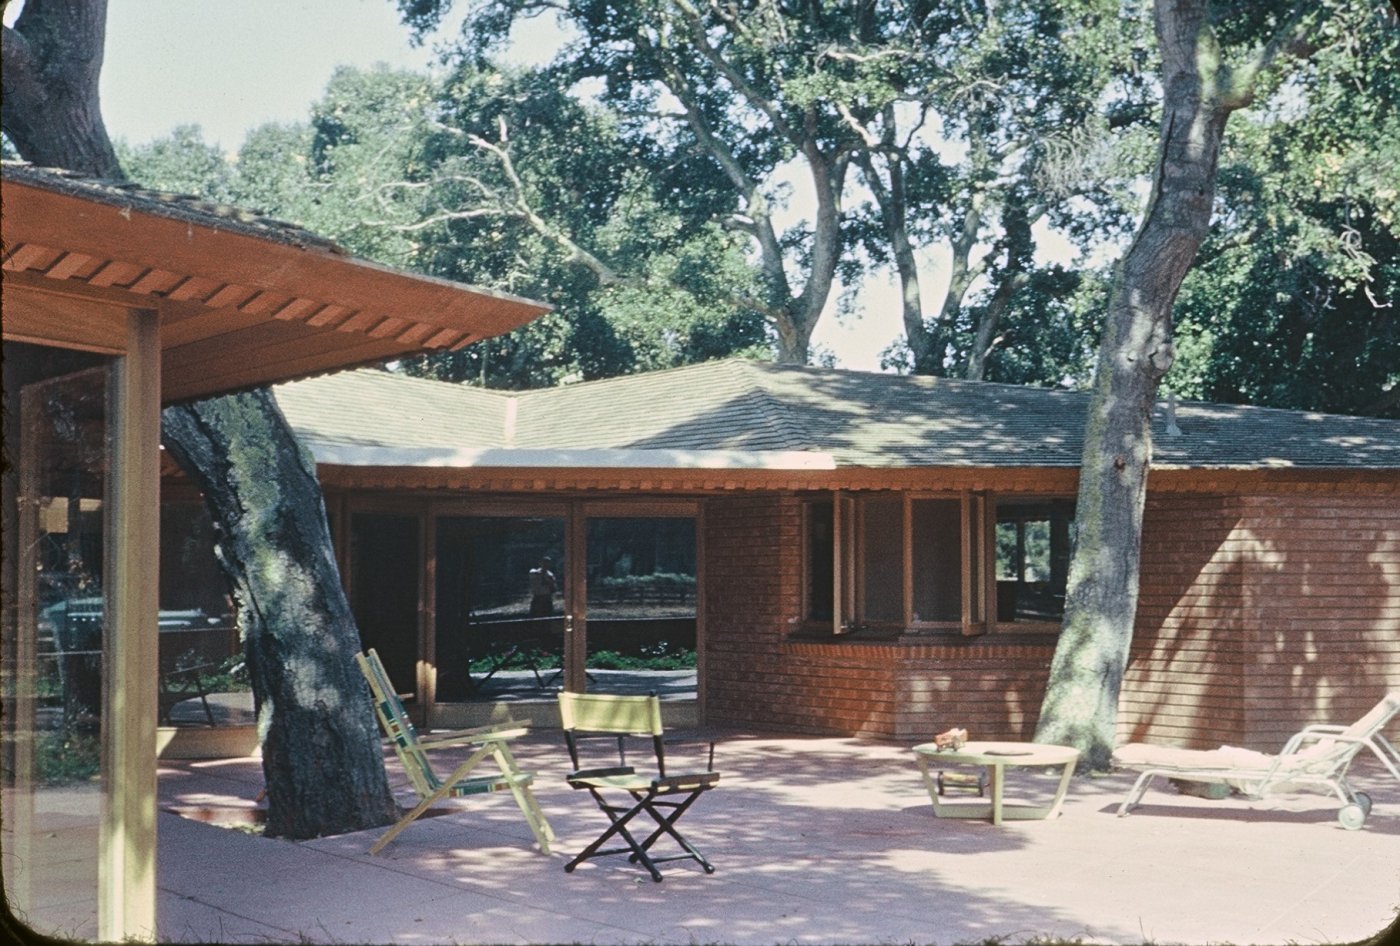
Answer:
[{"left": 564, "top": 614, "right": 575, "bottom": 634}]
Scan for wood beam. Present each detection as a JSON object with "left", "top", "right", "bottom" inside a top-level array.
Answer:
[{"left": 99, "top": 309, "right": 161, "bottom": 942}]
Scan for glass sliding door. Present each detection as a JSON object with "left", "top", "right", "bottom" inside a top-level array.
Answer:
[
  {"left": 433, "top": 515, "right": 566, "bottom": 702},
  {"left": 3, "top": 356, "right": 112, "bottom": 940},
  {"left": 584, "top": 516, "right": 697, "bottom": 699},
  {"left": 349, "top": 513, "right": 422, "bottom": 704}
]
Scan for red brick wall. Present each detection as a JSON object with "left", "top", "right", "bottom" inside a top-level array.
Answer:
[
  {"left": 1239, "top": 495, "right": 1400, "bottom": 748},
  {"left": 1123, "top": 493, "right": 1400, "bottom": 750},
  {"left": 703, "top": 490, "right": 1400, "bottom": 748},
  {"left": 1122, "top": 495, "right": 1248, "bottom": 748},
  {"left": 893, "top": 643, "right": 1056, "bottom": 742}
]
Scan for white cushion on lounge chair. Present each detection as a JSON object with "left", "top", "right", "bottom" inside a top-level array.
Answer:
[
  {"left": 1112, "top": 691, "right": 1400, "bottom": 829},
  {"left": 1111, "top": 743, "right": 1318, "bottom": 792},
  {"left": 1112, "top": 743, "right": 1274, "bottom": 771}
]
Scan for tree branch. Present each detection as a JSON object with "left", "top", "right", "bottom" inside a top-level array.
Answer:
[
  {"left": 671, "top": 0, "right": 801, "bottom": 147},
  {"left": 1219, "top": 2, "right": 1323, "bottom": 110}
]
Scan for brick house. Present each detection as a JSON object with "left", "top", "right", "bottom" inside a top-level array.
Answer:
[{"left": 261, "top": 359, "right": 1400, "bottom": 752}]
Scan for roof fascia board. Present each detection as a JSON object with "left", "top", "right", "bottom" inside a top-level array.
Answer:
[{"left": 306, "top": 443, "right": 839, "bottom": 470}]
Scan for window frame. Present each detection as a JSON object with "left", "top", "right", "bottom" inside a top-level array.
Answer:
[
  {"left": 799, "top": 489, "right": 1074, "bottom": 637},
  {"left": 988, "top": 494, "right": 1076, "bottom": 632}
]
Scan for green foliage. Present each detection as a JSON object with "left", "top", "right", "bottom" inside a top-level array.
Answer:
[
  {"left": 468, "top": 647, "right": 695, "bottom": 672},
  {"left": 398, "top": 61, "right": 769, "bottom": 386},
  {"left": 1168, "top": 12, "right": 1400, "bottom": 418},
  {"left": 586, "top": 648, "right": 696, "bottom": 671},
  {"left": 35, "top": 727, "right": 101, "bottom": 785},
  {"left": 117, "top": 124, "right": 233, "bottom": 201},
  {"left": 394, "top": 0, "right": 1157, "bottom": 374}
]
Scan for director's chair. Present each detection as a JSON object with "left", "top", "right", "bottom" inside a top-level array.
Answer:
[{"left": 558, "top": 692, "right": 720, "bottom": 882}]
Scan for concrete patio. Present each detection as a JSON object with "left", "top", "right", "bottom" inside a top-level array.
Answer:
[{"left": 151, "top": 726, "right": 1399, "bottom": 946}]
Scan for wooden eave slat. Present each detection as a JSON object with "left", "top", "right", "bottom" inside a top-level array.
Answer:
[
  {"left": 88, "top": 260, "right": 147, "bottom": 288},
  {"left": 204, "top": 284, "right": 258, "bottom": 309},
  {"left": 128, "top": 269, "right": 184, "bottom": 295},
  {"left": 163, "top": 335, "right": 410, "bottom": 404},
  {"left": 46, "top": 251, "right": 96, "bottom": 280},
  {"left": 3, "top": 181, "right": 548, "bottom": 345},
  {"left": 305, "top": 303, "right": 354, "bottom": 328},
  {"left": 3, "top": 242, "right": 61, "bottom": 271},
  {"left": 271, "top": 298, "right": 321, "bottom": 322},
  {"left": 165, "top": 275, "right": 222, "bottom": 302}
]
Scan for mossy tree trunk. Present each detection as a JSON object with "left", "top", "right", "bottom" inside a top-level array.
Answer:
[
  {"left": 162, "top": 391, "right": 399, "bottom": 838},
  {"left": 1034, "top": 0, "right": 1321, "bottom": 770}
]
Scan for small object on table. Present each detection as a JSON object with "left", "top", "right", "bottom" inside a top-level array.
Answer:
[{"left": 933, "top": 727, "right": 969, "bottom": 751}]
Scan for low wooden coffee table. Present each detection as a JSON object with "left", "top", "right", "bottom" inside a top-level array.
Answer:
[{"left": 912, "top": 741, "right": 1079, "bottom": 825}]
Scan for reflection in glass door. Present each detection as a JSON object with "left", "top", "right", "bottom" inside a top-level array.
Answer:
[
  {"left": 434, "top": 516, "right": 566, "bottom": 702},
  {"left": 4, "top": 365, "right": 110, "bottom": 939},
  {"left": 349, "top": 513, "right": 421, "bottom": 703},
  {"left": 585, "top": 517, "right": 697, "bottom": 698}
]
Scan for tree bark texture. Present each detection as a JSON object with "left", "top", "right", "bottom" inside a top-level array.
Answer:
[
  {"left": 161, "top": 392, "right": 399, "bottom": 838},
  {"left": 1034, "top": 0, "right": 1246, "bottom": 770},
  {"left": 1, "top": 0, "right": 124, "bottom": 179}
]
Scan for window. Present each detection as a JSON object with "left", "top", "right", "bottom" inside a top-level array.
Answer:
[
  {"left": 994, "top": 500, "right": 1074, "bottom": 623},
  {"left": 804, "top": 501, "right": 835, "bottom": 622},
  {"left": 801, "top": 492, "right": 1071, "bottom": 634},
  {"left": 911, "top": 498, "right": 963, "bottom": 623},
  {"left": 859, "top": 498, "right": 903, "bottom": 622}
]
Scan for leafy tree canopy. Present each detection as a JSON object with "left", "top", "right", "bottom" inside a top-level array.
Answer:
[
  {"left": 392, "top": 0, "right": 1154, "bottom": 375},
  {"left": 118, "top": 63, "right": 768, "bottom": 389},
  {"left": 1167, "top": 14, "right": 1399, "bottom": 417}
]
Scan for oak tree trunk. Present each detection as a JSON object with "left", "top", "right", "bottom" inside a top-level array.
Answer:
[
  {"left": 162, "top": 392, "right": 399, "bottom": 838},
  {"left": 1, "top": 0, "right": 123, "bottom": 179},
  {"left": 1034, "top": 0, "right": 1252, "bottom": 769}
]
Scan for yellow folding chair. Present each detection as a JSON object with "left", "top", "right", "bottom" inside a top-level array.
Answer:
[
  {"left": 356, "top": 648, "right": 554, "bottom": 854},
  {"left": 558, "top": 692, "right": 720, "bottom": 882}
]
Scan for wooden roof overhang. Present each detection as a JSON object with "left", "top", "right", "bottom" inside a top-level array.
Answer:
[
  {"left": 2, "top": 165, "right": 549, "bottom": 402},
  {"left": 311, "top": 463, "right": 1400, "bottom": 497}
]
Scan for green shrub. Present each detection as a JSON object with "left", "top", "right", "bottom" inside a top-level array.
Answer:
[{"left": 35, "top": 728, "right": 101, "bottom": 785}]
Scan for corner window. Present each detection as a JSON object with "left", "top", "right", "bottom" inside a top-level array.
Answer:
[
  {"left": 801, "top": 492, "right": 986, "bottom": 634},
  {"left": 801, "top": 491, "right": 1073, "bottom": 635}
]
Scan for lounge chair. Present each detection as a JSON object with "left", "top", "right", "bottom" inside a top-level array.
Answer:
[
  {"left": 1113, "top": 691, "right": 1400, "bottom": 830},
  {"left": 355, "top": 648, "right": 554, "bottom": 855}
]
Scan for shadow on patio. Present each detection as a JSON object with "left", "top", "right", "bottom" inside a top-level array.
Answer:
[{"left": 151, "top": 728, "right": 1400, "bottom": 945}]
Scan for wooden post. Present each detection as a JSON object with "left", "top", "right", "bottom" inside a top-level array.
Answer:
[
  {"left": 98, "top": 309, "right": 160, "bottom": 942},
  {"left": 565, "top": 503, "right": 588, "bottom": 692}
]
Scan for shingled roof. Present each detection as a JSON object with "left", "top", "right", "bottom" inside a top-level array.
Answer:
[{"left": 273, "top": 359, "right": 1400, "bottom": 471}]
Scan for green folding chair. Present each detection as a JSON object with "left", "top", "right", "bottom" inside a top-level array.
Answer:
[{"left": 356, "top": 648, "right": 554, "bottom": 854}]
